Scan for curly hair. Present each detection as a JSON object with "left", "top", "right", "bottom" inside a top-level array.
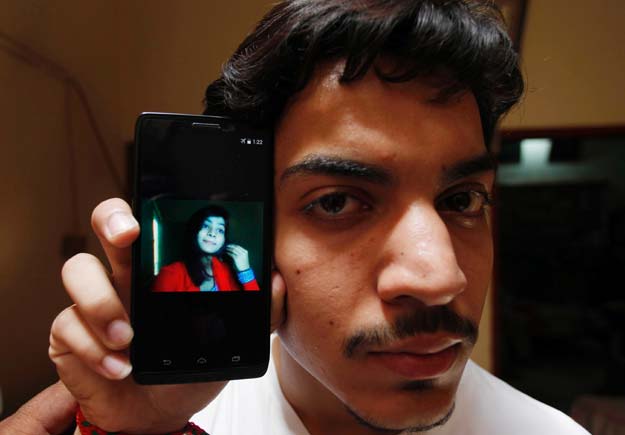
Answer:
[{"left": 203, "top": 0, "right": 523, "bottom": 145}]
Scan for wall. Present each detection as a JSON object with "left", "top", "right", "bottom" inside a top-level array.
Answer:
[
  {"left": 503, "top": 0, "right": 625, "bottom": 129},
  {"left": 0, "top": 0, "right": 123, "bottom": 416},
  {"left": 474, "top": 0, "right": 625, "bottom": 370},
  {"left": 0, "top": 0, "right": 273, "bottom": 416},
  {"left": 471, "top": 0, "right": 625, "bottom": 374},
  {"left": 118, "top": 1, "right": 272, "bottom": 139}
]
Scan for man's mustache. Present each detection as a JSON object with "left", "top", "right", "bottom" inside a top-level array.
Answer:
[{"left": 343, "top": 305, "right": 478, "bottom": 358}]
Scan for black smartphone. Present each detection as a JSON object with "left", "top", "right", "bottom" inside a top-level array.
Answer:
[{"left": 130, "top": 112, "right": 272, "bottom": 384}]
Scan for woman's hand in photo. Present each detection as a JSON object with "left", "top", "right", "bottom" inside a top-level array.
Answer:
[{"left": 226, "top": 244, "right": 251, "bottom": 271}]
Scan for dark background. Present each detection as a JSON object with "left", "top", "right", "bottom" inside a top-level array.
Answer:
[{"left": 495, "top": 131, "right": 625, "bottom": 418}]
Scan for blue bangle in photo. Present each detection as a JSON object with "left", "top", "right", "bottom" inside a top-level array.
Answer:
[{"left": 237, "top": 268, "right": 255, "bottom": 284}]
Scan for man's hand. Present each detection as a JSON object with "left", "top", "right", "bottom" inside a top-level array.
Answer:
[
  {"left": 48, "top": 198, "right": 287, "bottom": 434},
  {"left": 0, "top": 381, "right": 76, "bottom": 435}
]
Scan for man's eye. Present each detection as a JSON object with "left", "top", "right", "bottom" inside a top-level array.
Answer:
[
  {"left": 302, "top": 192, "right": 370, "bottom": 218},
  {"left": 437, "top": 190, "right": 492, "bottom": 216}
]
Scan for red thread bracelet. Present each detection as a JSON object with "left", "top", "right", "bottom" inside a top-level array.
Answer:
[{"left": 76, "top": 407, "right": 209, "bottom": 435}]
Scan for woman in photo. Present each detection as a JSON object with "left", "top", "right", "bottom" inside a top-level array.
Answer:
[{"left": 152, "top": 205, "right": 259, "bottom": 291}]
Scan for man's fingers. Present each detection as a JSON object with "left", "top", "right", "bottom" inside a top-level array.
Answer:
[
  {"left": 50, "top": 305, "right": 132, "bottom": 381},
  {"left": 270, "top": 270, "right": 286, "bottom": 332},
  {"left": 61, "top": 255, "right": 133, "bottom": 351},
  {"left": 90, "top": 198, "right": 139, "bottom": 296}
]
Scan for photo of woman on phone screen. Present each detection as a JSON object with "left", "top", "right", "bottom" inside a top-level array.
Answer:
[{"left": 152, "top": 205, "right": 259, "bottom": 292}]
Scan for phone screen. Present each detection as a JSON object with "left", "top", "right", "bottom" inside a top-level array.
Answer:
[{"left": 131, "top": 113, "right": 272, "bottom": 384}]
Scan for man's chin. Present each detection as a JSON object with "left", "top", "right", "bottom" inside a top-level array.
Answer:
[{"left": 345, "top": 400, "right": 456, "bottom": 434}]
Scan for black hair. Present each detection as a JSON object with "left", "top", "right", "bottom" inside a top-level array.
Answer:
[
  {"left": 183, "top": 205, "right": 232, "bottom": 286},
  {"left": 203, "top": 0, "right": 524, "bottom": 145}
]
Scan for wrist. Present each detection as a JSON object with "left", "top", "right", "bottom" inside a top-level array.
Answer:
[
  {"left": 237, "top": 268, "right": 255, "bottom": 284},
  {"left": 76, "top": 408, "right": 208, "bottom": 435},
  {"left": 235, "top": 262, "right": 250, "bottom": 271}
]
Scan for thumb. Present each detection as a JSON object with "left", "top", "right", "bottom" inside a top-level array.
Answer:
[{"left": 270, "top": 270, "right": 286, "bottom": 333}]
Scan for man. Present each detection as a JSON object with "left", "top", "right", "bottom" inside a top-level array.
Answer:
[{"left": 15, "top": 1, "right": 588, "bottom": 434}]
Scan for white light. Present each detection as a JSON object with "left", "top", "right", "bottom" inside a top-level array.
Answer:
[
  {"left": 520, "top": 138, "right": 552, "bottom": 167},
  {"left": 153, "top": 217, "right": 160, "bottom": 275}
]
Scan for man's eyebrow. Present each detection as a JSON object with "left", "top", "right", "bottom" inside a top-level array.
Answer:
[
  {"left": 280, "top": 154, "right": 393, "bottom": 185},
  {"left": 440, "top": 152, "right": 497, "bottom": 186}
]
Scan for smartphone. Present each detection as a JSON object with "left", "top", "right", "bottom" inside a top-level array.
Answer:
[{"left": 130, "top": 112, "right": 272, "bottom": 384}]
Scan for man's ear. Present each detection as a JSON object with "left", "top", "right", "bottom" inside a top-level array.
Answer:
[{"left": 270, "top": 269, "right": 287, "bottom": 332}]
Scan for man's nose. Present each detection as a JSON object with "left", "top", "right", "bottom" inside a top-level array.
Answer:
[{"left": 376, "top": 204, "right": 467, "bottom": 307}]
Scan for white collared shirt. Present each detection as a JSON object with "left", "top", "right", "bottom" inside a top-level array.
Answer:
[{"left": 192, "top": 337, "right": 589, "bottom": 435}]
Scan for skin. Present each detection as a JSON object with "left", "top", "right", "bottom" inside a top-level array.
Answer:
[
  {"left": 224, "top": 244, "right": 251, "bottom": 272},
  {"left": 195, "top": 215, "right": 251, "bottom": 290},
  {"left": 198, "top": 216, "right": 226, "bottom": 290},
  {"left": 273, "top": 63, "right": 494, "bottom": 434},
  {"left": 47, "top": 61, "right": 494, "bottom": 434},
  {"left": 0, "top": 381, "right": 76, "bottom": 435},
  {"left": 48, "top": 206, "right": 285, "bottom": 433},
  {"left": 197, "top": 216, "right": 226, "bottom": 254}
]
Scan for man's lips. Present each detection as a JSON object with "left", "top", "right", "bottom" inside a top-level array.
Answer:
[
  {"left": 366, "top": 335, "right": 463, "bottom": 379},
  {"left": 370, "top": 334, "right": 464, "bottom": 354}
]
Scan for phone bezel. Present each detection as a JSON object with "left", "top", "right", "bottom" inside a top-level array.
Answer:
[{"left": 130, "top": 112, "right": 273, "bottom": 385}]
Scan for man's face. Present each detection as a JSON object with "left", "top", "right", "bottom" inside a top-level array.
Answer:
[{"left": 274, "top": 62, "right": 494, "bottom": 431}]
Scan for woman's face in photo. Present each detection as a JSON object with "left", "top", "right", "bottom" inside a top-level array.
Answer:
[{"left": 196, "top": 215, "right": 226, "bottom": 254}]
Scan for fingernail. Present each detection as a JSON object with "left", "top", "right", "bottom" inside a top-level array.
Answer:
[
  {"left": 107, "top": 319, "right": 134, "bottom": 346},
  {"left": 106, "top": 212, "right": 137, "bottom": 238},
  {"left": 102, "top": 355, "right": 132, "bottom": 379}
]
